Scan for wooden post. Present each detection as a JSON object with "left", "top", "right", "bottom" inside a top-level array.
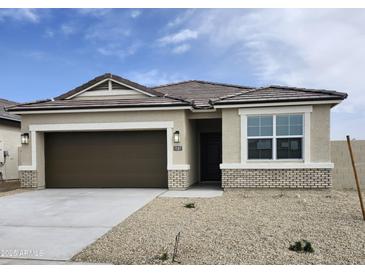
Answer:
[{"left": 346, "top": 135, "right": 365, "bottom": 221}]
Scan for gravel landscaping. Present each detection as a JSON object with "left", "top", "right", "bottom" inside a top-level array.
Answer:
[{"left": 73, "top": 189, "right": 365, "bottom": 265}]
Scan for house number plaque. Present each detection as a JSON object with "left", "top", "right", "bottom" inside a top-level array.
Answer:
[{"left": 173, "top": 145, "right": 183, "bottom": 151}]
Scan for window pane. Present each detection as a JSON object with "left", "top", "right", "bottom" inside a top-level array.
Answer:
[
  {"left": 276, "top": 115, "right": 289, "bottom": 126},
  {"left": 290, "top": 115, "right": 303, "bottom": 125},
  {"left": 248, "top": 116, "right": 260, "bottom": 126},
  {"left": 261, "top": 116, "right": 273, "bottom": 126},
  {"left": 277, "top": 138, "right": 302, "bottom": 159},
  {"left": 248, "top": 126, "right": 259, "bottom": 136},
  {"left": 290, "top": 125, "right": 303, "bottom": 135},
  {"left": 247, "top": 115, "right": 273, "bottom": 137},
  {"left": 248, "top": 139, "right": 272, "bottom": 159},
  {"left": 276, "top": 115, "right": 289, "bottom": 136},
  {"left": 276, "top": 114, "right": 303, "bottom": 136},
  {"left": 261, "top": 126, "right": 273, "bottom": 136},
  {"left": 276, "top": 125, "right": 289, "bottom": 136}
]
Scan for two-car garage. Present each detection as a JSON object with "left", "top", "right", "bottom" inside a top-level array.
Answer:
[{"left": 44, "top": 131, "right": 168, "bottom": 188}]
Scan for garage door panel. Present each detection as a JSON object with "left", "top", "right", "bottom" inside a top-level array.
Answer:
[{"left": 45, "top": 131, "right": 167, "bottom": 188}]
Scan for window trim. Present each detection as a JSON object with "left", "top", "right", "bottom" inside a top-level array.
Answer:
[
  {"left": 247, "top": 114, "right": 304, "bottom": 160},
  {"left": 239, "top": 106, "right": 312, "bottom": 164}
]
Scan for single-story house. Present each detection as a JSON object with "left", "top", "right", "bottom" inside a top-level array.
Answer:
[
  {"left": 7, "top": 73, "right": 347, "bottom": 190},
  {"left": 0, "top": 98, "right": 21, "bottom": 182}
]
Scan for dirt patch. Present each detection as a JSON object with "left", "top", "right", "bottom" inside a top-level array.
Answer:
[
  {"left": 73, "top": 190, "right": 365, "bottom": 265},
  {"left": 0, "top": 180, "right": 20, "bottom": 192}
]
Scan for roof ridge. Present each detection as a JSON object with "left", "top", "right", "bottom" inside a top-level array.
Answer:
[
  {"left": 152, "top": 80, "right": 197, "bottom": 89},
  {"left": 153, "top": 79, "right": 254, "bottom": 90}
]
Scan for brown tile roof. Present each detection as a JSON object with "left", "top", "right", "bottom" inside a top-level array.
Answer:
[
  {"left": 0, "top": 98, "right": 20, "bottom": 122},
  {"left": 6, "top": 74, "right": 348, "bottom": 112},
  {"left": 55, "top": 73, "right": 165, "bottom": 100},
  {"left": 212, "top": 85, "right": 347, "bottom": 106},
  {"left": 7, "top": 97, "right": 189, "bottom": 111},
  {"left": 154, "top": 80, "right": 253, "bottom": 108}
]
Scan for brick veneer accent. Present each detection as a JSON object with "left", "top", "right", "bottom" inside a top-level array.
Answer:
[
  {"left": 168, "top": 169, "right": 191, "bottom": 190},
  {"left": 222, "top": 168, "right": 332, "bottom": 189},
  {"left": 19, "top": 170, "right": 38, "bottom": 188}
]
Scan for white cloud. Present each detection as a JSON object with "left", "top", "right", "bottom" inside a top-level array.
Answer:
[
  {"left": 61, "top": 24, "right": 77, "bottom": 35},
  {"left": 0, "top": 9, "right": 40, "bottom": 23},
  {"left": 131, "top": 10, "right": 141, "bottom": 19},
  {"left": 172, "top": 43, "right": 191, "bottom": 54},
  {"left": 158, "top": 29, "right": 198, "bottom": 45},
  {"left": 44, "top": 29, "right": 54, "bottom": 38},
  {"left": 97, "top": 42, "right": 141, "bottom": 59},
  {"left": 186, "top": 9, "right": 365, "bottom": 139},
  {"left": 126, "top": 69, "right": 186, "bottom": 87},
  {"left": 167, "top": 10, "right": 195, "bottom": 28},
  {"left": 77, "top": 9, "right": 111, "bottom": 17},
  {"left": 22, "top": 50, "right": 47, "bottom": 61}
]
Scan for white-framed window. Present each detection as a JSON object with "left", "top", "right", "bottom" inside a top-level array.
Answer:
[{"left": 247, "top": 114, "right": 304, "bottom": 160}]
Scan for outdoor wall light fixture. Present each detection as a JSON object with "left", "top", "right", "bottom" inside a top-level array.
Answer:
[
  {"left": 173, "top": 131, "right": 180, "bottom": 143},
  {"left": 21, "top": 133, "right": 29, "bottom": 145}
]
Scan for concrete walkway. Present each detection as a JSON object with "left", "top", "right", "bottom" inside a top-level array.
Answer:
[
  {"left": 0, "top": 189, "right": 165, "bottom": 261},
  {"left": 160, "top": 184, "right": 223, "bottom": 198}
]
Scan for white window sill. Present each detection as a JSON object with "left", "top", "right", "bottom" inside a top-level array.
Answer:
[{"left": 220, "top": 162, "right": 334, "bottom": 169}]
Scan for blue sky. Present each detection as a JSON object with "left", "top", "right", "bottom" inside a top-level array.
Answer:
[{"left": 0, "top": 8, "right": 364, "bottom": 139}]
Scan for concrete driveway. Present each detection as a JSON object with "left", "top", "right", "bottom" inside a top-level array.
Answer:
[{"left": 0, "top": 189, "right": 165, "bottom": 261}]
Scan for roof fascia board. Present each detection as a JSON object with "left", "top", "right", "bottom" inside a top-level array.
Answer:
[
  {"left": 213, "top": 100, "right": 342, "bottom": 109},
  {"left": 10, "top": 106, "right": 193, "bottom": 115}
]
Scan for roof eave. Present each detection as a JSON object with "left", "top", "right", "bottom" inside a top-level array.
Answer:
[
  {"left": 213, "top": 97, "right": 346, "bottom": 106},
  {"left": 7, "top": 102, "right": 191, "bottom": 112}
]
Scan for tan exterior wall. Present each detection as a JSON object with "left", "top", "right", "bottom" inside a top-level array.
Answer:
[
  {"left": 222, "top": 108, "right": 240, "bottom": 163},
  {"left": 331, "top": 140, "right": 365, "bottom": 189},
  {"left": 0, "top": 123, "right": 20, "bottom": 180},
  {"left": 311, "top": 105, "right": 331, "bottom": 162},
  {"left": 185, "top": 114, "right": 198, "bottom": 186},
  {"left": 20, "top": 110, "right": 188, "bottom": 167},
  {"left": 221, "top": 105, "right": 332, "bottom": 165}
]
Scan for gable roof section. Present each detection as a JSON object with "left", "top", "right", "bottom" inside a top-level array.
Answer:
[
  {"left": 154, "top": 80, "right": 253, "bottom": 108},
  {"left": 212, "top": 85, "right": 348, "bottom": 106},
  {"left": 6, "top": 74, "right": 348, "bottom": 113},
  {"left": 55, "top": 73, "right": 165, "bottom": 100},
  {"left": 0, "top": 98, "right": 21, "bottom": 122}
]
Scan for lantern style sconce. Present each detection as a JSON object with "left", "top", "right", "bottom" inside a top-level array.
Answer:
[
  {"left": 173, "top": 131, "right": 180, "bottom": 143},
  {"left": 21, "top": 133, "right": 29, "bottom": 145}
]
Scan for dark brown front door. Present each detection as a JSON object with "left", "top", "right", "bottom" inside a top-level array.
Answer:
[
  {"left": 200, "top": 132, "right": 222, "bottom": 181},
  {"left": 45, "top": 131, "right": 167, "bottom": 188}
]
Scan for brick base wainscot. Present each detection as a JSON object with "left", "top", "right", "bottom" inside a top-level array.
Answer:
[
  {"left": 19, "top": 170, "right": 39, "bottom": 188},
  {"left": 168, "top": 169, "right": 192, "bottom": 190},
  {"left": 222, "top": 168, "right": 332, "bottom": 189}
]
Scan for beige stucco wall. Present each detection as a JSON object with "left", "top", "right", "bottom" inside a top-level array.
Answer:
[
  {"left": 222, "top": 108, "right": 241, "bottom": 163},
  {"left": 19, "top": 103, "right": 334, "bottom": 187},
  {"left": 20, "top": 110, "right": 188, "bottom": 168},
  {"left": 331, "top": 140, "right": 365, "bottom": 189},
  {"left": 221, "top": 104, "right": 332, "bottom": 164},
  {"left": 185, "top": 116, "right": 198, "bottom": 185},
  {"left": 311, "top": 104, "right": 331, "bottom": 162},
  {"left": 0, "top": 122, "right": 20, "bottom": 180}
]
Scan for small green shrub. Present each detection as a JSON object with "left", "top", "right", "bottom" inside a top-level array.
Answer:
[
  {"left": 184, "top": 202, "right": 195, "bottom": 208},
  {"left": 289, "top": 241, "right": 302, "bottom": 252},
  {"left": 289, "top": 240, "right": 314, "bottom": 253},
  {"left": 303, "top": 240, "right": 314, "bottom": 253},
  {"left": 158, "top": 252, "right": 169, "bottom": 261}
]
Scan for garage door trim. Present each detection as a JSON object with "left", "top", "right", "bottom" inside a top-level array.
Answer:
[{"left": 20, "top": 121, "right": 184, "bottom": 172}]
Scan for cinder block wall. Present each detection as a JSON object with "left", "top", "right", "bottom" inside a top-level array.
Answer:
[{"left": 331, "top": 140, "right": 365, "bottom": 189}]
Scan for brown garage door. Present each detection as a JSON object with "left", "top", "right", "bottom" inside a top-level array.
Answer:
[{"left": 45, "top": 131, "right": 167, "bottom": 188}]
